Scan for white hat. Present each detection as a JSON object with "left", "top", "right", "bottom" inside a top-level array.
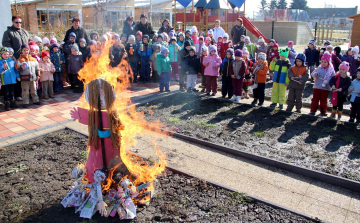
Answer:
[
  {"left": 244, "top": 36, "right": 250, "bottom": 42},
  {"left": 207, "top": 29, "right": 213, "bottom": 35},
  {"left": 258, "top": 52, "right": 266, "bottom": 60},
  {"left": 50, "top": 36, "right": 57, "bottom": 44},
  {"left": 201, "top": 45, "right": 208, "bottom": 54},
  {"left": 42, "top": 37, "right": 50, "bottom": 45},
  {"left": 33, "top": 36, "right": 42, "bottom": 43},
  {"left": 352, "top": 46, "right": 359, "bottom": 54},
  {"left": 191, "top": 26, "right": 198, "bottom": 34},
  {"left": 128, "top": 35, "right": 135, "bottom": 41},
  {"left": 223, "top": 33, "right": 229, "bottom": 39},
  {"left": 258, "top": 37, "right": 265, "bottom": 43}
]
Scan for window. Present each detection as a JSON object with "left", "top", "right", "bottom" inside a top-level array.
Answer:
[{"left": 37, "top": 10, "right": 78, "bottom": 31}]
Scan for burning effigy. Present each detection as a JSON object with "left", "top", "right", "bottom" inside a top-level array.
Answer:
[{"left": 61, "top": 35, "right": 167, "bottom": 220}]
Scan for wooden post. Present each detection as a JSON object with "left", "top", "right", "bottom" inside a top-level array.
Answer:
[
  {"left": 243, "top": 1, "right": 245, "bottom": 15},
  {"left": 192, "top": 0, "right": 195, "bottom": 27},
  {"left": 174, "top": 0, "right": 176, "bottom": 32},
  {"left": 206, "top": 9, "right": 208, "bottom": 32},
  {"left": 238, "top": 7, "right": 240, "bottom": 17},
  {"left": 326, "top": 24, "right": 330, "bottom": 41},
  {"left": 321, "top": 24, "right": 325, "bottom": 44},
  {"left": 184, "top": 7, "right": 186, "bottom": 31},
  {"left": 330, "top": 24, "right": 334, "bottom": 41},
  {"left": 225, "top": 9, "right": 228, "bottom": 33}
]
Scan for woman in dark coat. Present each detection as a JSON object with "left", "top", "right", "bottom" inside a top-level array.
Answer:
[
  {"left": 158, "top": 19, "right": 173, "bottom": 34},
  {"left": 122, "top": 16, "right": 136, "bottom": 37}
]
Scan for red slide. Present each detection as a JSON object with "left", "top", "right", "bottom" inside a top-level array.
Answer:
[{"left": 241, "top": 16, "right": 270, "bottom": 43}]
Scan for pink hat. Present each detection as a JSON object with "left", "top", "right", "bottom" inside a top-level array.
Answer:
[
  {"left": 339, "top": 61, "right": 350, "bottom": 72},
  {"left": 242, "top": 49, "right": 249, "bottom": 57},
  {"left": 321, "top": 52, "right": 331, "bottom": 62},
  {"left": 50, "top": 37, "right": 57, "bottom": 44},
  {"left": 29, "top": 44, "right": 38, "bottom": 51},
  {"left": 288, "top": 41, "right": 294, "bottom": 46}
]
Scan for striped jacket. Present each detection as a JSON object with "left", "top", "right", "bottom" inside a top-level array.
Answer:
[{"left": 15, "top": 55, "right": 39, "bottom": 81}]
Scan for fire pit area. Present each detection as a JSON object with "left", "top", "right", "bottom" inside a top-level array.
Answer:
[{"left": 0, "top": 129, "right": 317, "bottom": 222}]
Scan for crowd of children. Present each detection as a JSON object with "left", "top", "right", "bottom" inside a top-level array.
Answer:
[{"left": 1, "top": 18, "right": 360, "bottom": 124}]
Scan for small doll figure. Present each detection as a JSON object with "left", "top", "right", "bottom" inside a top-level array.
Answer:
[
  {"left": 70, "top": 78, "right": 128, "bottom": 183},
  {"left": 117, "top": 178, "right": 137, "bottom": 220},
  {"left": 61, "top": 164, "right": 88, "bottom": 208}
]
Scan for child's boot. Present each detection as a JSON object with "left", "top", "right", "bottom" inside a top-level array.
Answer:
[
  {"left": 4, "top": 101, "right": 10, "bottom": 111},
  {"left": 270, "top": 103, "right": 277, "bottom": 108},
  {"left": 251, "top": 99, "right": 258, "bottom": 105},
  {"left": 187, "top": 87, "right": 192, "bottom": 93},
  {"left": 230, "top": 95, "right": 237, "bottom": 102},
  {"left": 337, "top": 111, "right": 343, "bottom": 121},
  {"left": 328, "top": 109, "right": 336, "bottom": 119},
  {"left": 278, "top": 104, "right": 283, "bottom": 110},
  {"left": 236, "top": 96, "right": 241, "bottom": 103},
  {"left": 10, "top": 100, "right": 19, "bottom": 109}
]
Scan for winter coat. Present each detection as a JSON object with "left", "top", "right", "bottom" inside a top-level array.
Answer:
[
  {"left": 183, "top": 55, "right": 201, "bottom": 74},
  {"left": 125, "top": 43, "right": 138, "bottom": 63},
  {"left": 311, "top": 65, "right": 335, "bottom": 91},
  {"left": 202, "top": 54, "right": 222, "bottom": 76},
  {"left": 63, "top": 26, "right": 90, "bottom": 45},
  {"left": 110, "top": 44, "right": 125, "bottom": 67},
  {"left": 79, "top": 46, "right": 89, "bottom": 62},
  {"left": 68, "top": 53, "right": 84, "bottom": 74},
  {"left": 138, "top": 44, "right": 152, "bottom": 59},
  {"left": 230, "top": 25, "right": 246, "bottom": 45},
  {"left": 191, "top": 35, "right": 199, "bottom": 45},
  {"left": 185, "top": 37, "right": 193, "bottom": 46},
  {"left": 329, "top": 74, "right": 351, "bottom": 98},
  {"left": 346, "top": 56, "right": 360, "bottom": 77},
  {"left": 177, "top": 40, "right": 185, "bottom": 48},
  {"left": 213, "top": 27, "right": 225, "bottom": 42},
  {"left": 288, "top": 65, "right": 309, "bottom": 89},
  {"left": 331, "top": 53, "right": 342, "bottom": 72},
  {"left": 134, "top": 22, "right": 154, "bottom": 38},
  {"left": 39, "top": 60, "right": 55, "bottom": 82},
  {"left": 2, "top": 25, "right": 30, "bottom": 59},
  {"left": 229, "top": 59, "right": 246, "bottom": 79},
  {"left": 273, "top": 59, "right": 292, "bottom": 84},
  {"left": 15, "top": 55, "right": 40, "bottom": 81},
  {"left": 195, "top": 43, "right": 205, "bottom": 58},
  {"left": 269, "top": 50, "right": 279, "bottom": 62},
  {"left": 253, "top": 61, "right": 269, "bottom": 83},
  {"left": 221, "top": 42, "right": 231, "bottom": 59},
  {"left": 0, "top": 58, "right": 19, "bottom": 85},
  {"left": 151, "top": 53, "right": 158, "bottom": 71},
  {"left": 158, "top": 25, "right": 173, "bottom": 34},
  {"left": 50, "top": 51, "right": 65, "bottom": 72},
  {"left": 156, "top": 53, "right": 172, "bottom": 74},
  {"left": 63, "top": 41, "right": 78, "bottom": 61},
  {"left": 177, "top": 48, "right": 190, "bottom": 68},
  {"left": 288, "top": 48, "right": 297, "bottom": 65},
  {"left": 255, "top": 44, "right": 267, "bottom": 59},
  {"left": 245, "top": 43, "right": 256, "bottom": 60},
  {"left": 305, "top": 47, "right": 320, "bottom": 66},
  {"left": 220, "top": 57, "right": 234, "bottom": 77},
  {"left": 122, "top": 21, "right": 136, "bottom": 37},
  {"left": 200, "top": 55, "right": 206, "bottom": 74},
  {"left": 349, "top": 79, "right": 360, "bottom": 103},
  {"left": 168, "top": 43, "right": 180, "bottom": 62}
]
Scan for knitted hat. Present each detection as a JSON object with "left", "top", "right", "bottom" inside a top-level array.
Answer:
[
  {"left": 226, "top": 48, "right": 234, "bottom": 56},
  {"left": 218, "top": 36, "right": 223, "bottom": 41},
  {"left": 339, "top": 61, "right": 350, "bottom": 72},
  {"left": 209, "top": 45, "right": 217, "bottom": 53},
  {"left": 279, "top": 48, "right": 289, "bottom": 57},
  {"left": 154, "top": 44, "right": 161, "bottom": 50},
  {"left": 235, "top": 49, "right": 242, "bottom": 57},
  {"left": 258, "top": 52, "right": 266, "bottom": 60},
  {"left": 258, "top": 36, "right": 265, "bottom": 43},
  {"left": 21, "top": 44, "right": 29, "bottom": 51},
  {"left": 128, "top": 35, "right": 135, "bottom": 41},
  {"left": 7, "top": 47, "right": 14, "bottom": 53},
  {"left": 185, "top": 30, "right": 191, "bottom": 35},
  {"left": 321, "top": 52, "right": 331, "bottom": 62},
  {"left": 352, "top": 46, "right": 359, "bottom": 54},
  {"left": 191, "top": 26, "right": 198, "bottom": 34},
  {"left": 68, "top": 32, "right": 76, "bottom": 40},
  {"left": 120, "top": 33, "right": 127, "bottom": 39},
  {"left": 33, "top": 36, "right": 42, "bottom": 43},
  {"left": 309, "top": 40, "right": 315, "bottom": 46},
  {"left": 142, "top": 34, "right": 149, "bottom": 41},
  {"left": 241, "top": 35, "right": 246, "bottom": 39},
  {"left": 199, "top": 36, "right": 204, "bottom": 42},
  {"left": 161, "top": 46, "right": 169, "bottom": 56},
  {"left": 0, "top": 47, "right": 9, "bottom": 56},
  {"left": 242, "top": 49, "right": 249, "bottom": 57},
  {"left": 101, "top": 35, "right": 108, "bottom": 42},
  {"left": 244, "top": 36, "right": 250, "bottom": 42},
  {"left": 71, "top": 44, "right": 79, "bottom": 51},
  {"left": 157, "top": 34, "right": 163, "bottom": 40},
  {"left": 52, "top": 43, "right": 60, "bottom": 49},
  {"left": 326, "top": 45, "right": 334, "bottom": 51},
  {"left": 205, "top": 37, "right": 211, "bottom": 42},
  {"left": 178, "top": 32, "right": 184, "bottom": 37},
  {"left": 28, "top": 41, "right": 36, "bottom": 46},
  {"left": 201, "top": 46, "right": 208, "bottom": 54},
  {"left": 29, "top": 44, "right": 38, "bottom": 51},
  {"left": 269, "top": 39, "right": 276, "bottom": 43},
  {"left": 170, "top": 36, "right": 177, "bottom": 43},
  {"left": 140, "top": 14, "right": 147, "bottom": 19},
  {"left": 207, "top": 29, "right": 213, "bottom": 35},
  {"left": 324, "top": 40, "right": 331, "bottom": 46},
  {"left": 41, "top": 51, "right": 50, "bottom": 59},
  {"left": 114, "top": 33, "right": 120, "bottom": 40},
  {"left": 223, "top": 33, "right": 229, "bottom": 39},
  {"left": 169, "top": 30, "right": 175, "bottom": 37},
  {"left": 189, "top": 46, "right": 196, "bottom": 53},
  {"left": 273, "top": 43, "right": 279, "bottom": 48},
  {"left": 288, "top": 41, "right": 294, "bottom": 47},
  {"left": 136, "top": 31, "right": 143, "bottom": 39},
  {"left": 184, "top": 40, "right": 191, "bottom": 48},
  {"left": 153, "top": 33, "right": 158, "bottom": 39},
  {"left": 295, "top": 53, "right": 306, "bottom": 66},
  {"left": 79, "top": 38, "right": 86, "bottom": 44},
  {"left": 88, "top": 40, "right": 97, "bottom": 47},
  {"left": 50, "top": 37, "right": 57, "bottom": 44}
]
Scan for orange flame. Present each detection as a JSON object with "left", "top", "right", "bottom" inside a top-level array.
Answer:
[{"left": 78, "top": 39, "right": 167, "bottom": 189}]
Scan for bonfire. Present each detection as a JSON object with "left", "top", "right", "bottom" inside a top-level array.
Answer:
[{"left": 60, "top": 36, "right": 167, "bottom": 220}]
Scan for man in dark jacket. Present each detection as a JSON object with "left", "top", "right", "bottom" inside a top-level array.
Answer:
[
  {"left": 63, "top": 17, "right": 90, "bottom": 45},
  {"left": 230, "top": 18, "right": 247, "bottom": 46},
  {"left": 2, "top": 15, "right": 29, "bottom": 59},
  {"left": 177, "top": 40, "right": 191, "bottom": 92},
  {"left": 123, "top": 16, "right": 136, "bottom": 37},
  {"left": 134, "top": 14, "right": 154, "bottom": 39}
]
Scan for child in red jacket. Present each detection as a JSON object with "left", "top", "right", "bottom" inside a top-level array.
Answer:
[
  {"left": 217, "top": 36, "right": 223, "bottom": 59},
  {"left": 199, "top": 46, "right": 208, "bottom": 92},
  {"left": 221, "top": 33, "right": 231, "bottom": 59},
  {"left": 242, "top": 49, "right": 253, "bottom": 99}
]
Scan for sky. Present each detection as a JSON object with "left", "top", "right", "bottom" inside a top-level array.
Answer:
[{"left": 244, "top": 0, "right": 359, "bottom": 15}]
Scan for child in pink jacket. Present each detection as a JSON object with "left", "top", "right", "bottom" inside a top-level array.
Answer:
[
  {"left": 203, "top": 45, "right": 222, "bottom": 95},
  {"left": 39, "top": 51, "right": 55, "bottom": 99}
]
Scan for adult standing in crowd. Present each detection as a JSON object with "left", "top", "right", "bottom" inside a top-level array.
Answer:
[
  {"left": 63, "top": 17, "right": 90, "bottom": 45},
  {"left": 212, "top": 20, "right": 225, "bottom": 42},
  {"left": 123, "top": 16, "right": 135, "bottom": 37},
  {"left": 134, "top": 14, "right": 154, "bottom": 39},
  {"left": 2, "top": 15, "right": 29, "bottom": 101},
  {"left": 158, "top": 19, "right": 173, "bottom": 34},
  {"left": 231, "top": 18, "right": 247, "bottom": 46}
]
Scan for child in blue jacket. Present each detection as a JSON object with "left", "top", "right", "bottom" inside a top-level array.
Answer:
[
  {"left": 50, "top": 43, "right": 65, "bottom": 92},
  {"left": 349, "top": 67, "right": 360, "bottom": 123},
  {"left": 0, "top": 47, "right": 20, "bottom": 110},
  {"left": 138, "top": 35, "right": 152, "bottom": 83}
]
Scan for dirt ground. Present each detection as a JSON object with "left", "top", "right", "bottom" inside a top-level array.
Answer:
[
  {"left": 0, "top": 129, "right": 317, "bottom": 222},
  {"left": 138, "top": 93, "right": 360, "bottom": 182}
]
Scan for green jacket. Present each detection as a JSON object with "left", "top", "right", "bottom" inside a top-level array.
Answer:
[{"left": 156, "top": 53, "right": 172, "bottom": 74}]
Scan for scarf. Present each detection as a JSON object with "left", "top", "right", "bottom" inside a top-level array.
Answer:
[{"left": 331, "top": 73, "right": 342, "bottom": 106}]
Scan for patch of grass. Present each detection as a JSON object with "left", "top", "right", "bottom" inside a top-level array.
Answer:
[
  {"left": 7, "top": 164, "right": 28, "bottom": 174},
  {"left": 168, "top": 118, "right": 182, "bottom": 124},
  {"left": 251, "top": 131, "right": 263, "bottom": 137},
  {"left": 171, "top": 110, "right": 181, "bottom": 114},
  {"left": 193, "top": 120, "right": 216, "bottom": 128},
  {"left": 60, "top": 134, "right": 71, "bottom": 139},
  {"left": 184, "top": 125, "right": 194, "bottom": 130},
  {"left": 224, "top": 109, "right": 239, "bottom": 114},
  {"left": 344, "top": 172, "right": 359, "bottom": 181},
  {"left": 6, "top": 201, "right": 23, "bottom": 212},
  {"left": 19, "top": 184, "right": 29, "bottom": 190},
  {"left": 229, "top": 191, "right": 252, "bottom": 204}
]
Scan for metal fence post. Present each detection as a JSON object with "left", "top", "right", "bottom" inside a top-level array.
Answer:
[
  {"left": 314, "top": 22, "right": 317, "bottom": 41},
  {"left": 271, "top": 21, "right": 275, "bottom": 39}
]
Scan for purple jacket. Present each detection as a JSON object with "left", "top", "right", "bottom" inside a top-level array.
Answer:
[
  {"left": 331, "top": 53, "right": 341, "bottom": 72},
  {"left": 203, "top": 54, "right": 222, "bottom": 76},
  {"left": 346, "top": 56, "right": 360, "bottom": 77}
]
